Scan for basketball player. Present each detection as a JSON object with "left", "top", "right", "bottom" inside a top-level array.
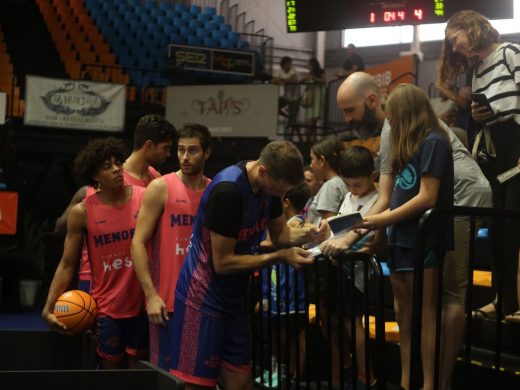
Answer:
[
  {"left": 54, "top": 115, "right": 177, "bottom": 292},
  {"left": 169, "top": 140, "right": 329, "bottom": 389},
  {"left": 131, "top": 123, "right": 212, "bottom": 369},
  {"left": 42, "top": 137, "right": 148, "bottom": 369}
]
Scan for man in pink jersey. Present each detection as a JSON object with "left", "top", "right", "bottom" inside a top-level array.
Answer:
[
  {"left": 42, "top": 137, "right": 148, "bottom": 369},
  {"left": 123, "top": 114, "right": 176, "bottom": 186},
  {"left": 54, "top": 114, "right": 177, "bottom": 292},
  {"left": 132, "top": 123, "right": 212, "bottom": 369}
]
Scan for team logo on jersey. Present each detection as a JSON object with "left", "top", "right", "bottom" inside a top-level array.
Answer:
[{"left": 395, "top": 164, "right": 417, "bottom": 190}]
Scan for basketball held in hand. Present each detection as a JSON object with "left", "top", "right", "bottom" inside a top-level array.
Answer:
[{"left": 53, "top": 290, "right": 98, "bottom": 334}]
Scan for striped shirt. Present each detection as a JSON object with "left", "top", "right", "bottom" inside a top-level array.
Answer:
[{"left": 472, "top": 42, "right": 520, "bottom": 126}]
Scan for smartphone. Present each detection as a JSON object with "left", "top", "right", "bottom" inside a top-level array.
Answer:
[{"left": 471, "top": 93, "right": 494, "bottom": 113}]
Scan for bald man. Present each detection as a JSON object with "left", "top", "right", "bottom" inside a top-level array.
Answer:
[{"left": 326, "top": 72, "right": 492, "bottom": 390}]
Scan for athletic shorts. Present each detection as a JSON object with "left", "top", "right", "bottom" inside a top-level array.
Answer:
[
  {"left": 77, "top": 279, "right": 91, "bottom": 294},
  {"left": 443, "top": 219, "right": 470, "bottom": 305},
  {"left": 149, "top": 312, "right": 174, "bottom": 370},
  {"left": 388, "top": 246, "right": 444, "bottom": 273},
  {"left": 169, "top": 299, "right": 251, "bottom": 387},
  {"left": 96, "top": 314, "right": 149, "bottom": 361}
]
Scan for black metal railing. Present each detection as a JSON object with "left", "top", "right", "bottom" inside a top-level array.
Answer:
[
  {"left": 250, "top": 251, "right": 387, "bottom": 389},
  {"left": 410, "top": 206, "right": 520, "bottom": 390}
]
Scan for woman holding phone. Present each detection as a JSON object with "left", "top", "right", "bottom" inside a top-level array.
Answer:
[{"left": 438, "top": 10, "right": 520, "bottom": 320}]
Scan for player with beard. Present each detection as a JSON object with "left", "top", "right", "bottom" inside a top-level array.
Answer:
[
  {"left": 330, "top": 72, "right": 491, "bottom": 390},
  {"left": 132, "top": 123, "right": 212, "bottom": 369}
]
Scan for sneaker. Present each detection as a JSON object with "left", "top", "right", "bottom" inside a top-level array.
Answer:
[{"left": 254, "top": 370, "right": 279, "bottom": 388}]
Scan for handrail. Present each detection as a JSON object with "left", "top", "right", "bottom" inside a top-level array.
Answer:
[{"left": 410, "top": 206, "right": 520, "bottom": 390}]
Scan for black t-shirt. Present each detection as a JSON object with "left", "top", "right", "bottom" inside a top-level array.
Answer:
[
  {"left": 342, "top": 53, "right": 365, "bottom": 71},
  {"left": 204, "top": 161, "right": 283, "bottom": 238}
]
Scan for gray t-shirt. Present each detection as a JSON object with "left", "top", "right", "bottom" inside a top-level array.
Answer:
[
  {"left": 379, "top": 119, "right": 492, "bottom": 208},
  {"left": 307, "top": 175, "right": 348, "bottom": 225}
]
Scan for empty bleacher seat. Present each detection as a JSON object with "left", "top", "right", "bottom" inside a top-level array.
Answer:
[
  {"left": 190, "top": 5, "right": 202, "bottom": 14},
  {"left": 174, "top": 3, "right": 189, "bottom": 13},
  {"left": 212, "top": 15, "right": 225, "bottom": 24},
  {"left": 203, "top": 6, "right": 217, "bottom": 16}
]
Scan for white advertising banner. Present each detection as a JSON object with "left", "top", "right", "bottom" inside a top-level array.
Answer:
[
  {"left": 0, "top": 92, "right": 5, "bottom": 125},
  {"left": 165, "top": 84, "right": 279, "bottom": 138},
  {"left": 24, "top": 75, "right": 126, "bottom": 131}
]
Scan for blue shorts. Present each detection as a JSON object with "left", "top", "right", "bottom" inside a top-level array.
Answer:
[
  {"left": 169, "top": 299, "right": 251, "bottom": 387},
  {"left": 77, "top": 279, "right": 91, "bottom": 294},
  {"left": 96, "top": 314, "right": 149, "bottom": 361},
  {"left": 149, "top": 312, "right": 174, "bottom": 370},
  {"left": 388, "top": 246, "right": 444, "bottom": 273}
]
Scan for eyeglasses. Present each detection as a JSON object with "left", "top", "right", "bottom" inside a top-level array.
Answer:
[{"left": 447, "top": 30, "right": 462, "bottom": 45}]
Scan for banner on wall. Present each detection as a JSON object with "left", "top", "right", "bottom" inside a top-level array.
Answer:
[
  {"left": 165, "top": 84, "right": 279, "bottom": 138},
  {"left": 0, "top": 191, "right": 18, "bottom": 235},
  {"left": 167, "top": 44, "right": 255, "bottom": 76},
  {"left": 0, "top": 92, "right": 5, "bottom": 125},
  {"left": 365, "top": 55, "right": 416, "bottom": 102},
  {"left": 24, "top": 75, "right": 126, "bottom": 131}
]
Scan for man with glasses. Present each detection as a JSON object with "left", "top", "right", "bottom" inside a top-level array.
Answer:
[{"left": 132, "top": 123, "right": 212, "bottom": 370}]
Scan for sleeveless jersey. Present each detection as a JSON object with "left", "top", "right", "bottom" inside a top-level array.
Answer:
[
  {"left": 123, "top": 166, "right": 160, "bottom": 187},
  {"left": 150, "top": 173, "right": 210, "bottom": 313},
  {"left": 78, "top": 186, "right": 97, "bottom": 282},
  {"left": 175, "top": 164, "right": 273, "bottom": 316},
  {"left": 84, "top": 186, "right": 146, "bottom": 318}
]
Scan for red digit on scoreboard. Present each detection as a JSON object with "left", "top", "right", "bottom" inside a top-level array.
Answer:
[
  {"left": 370, "top": 12, "right": 376, "bottom": 23},
  {"left": 414, "top": 8, "right": 423, "bottom": 20},
  {"left": 397, "top": 11, "right": 405, "bottom": 20}
]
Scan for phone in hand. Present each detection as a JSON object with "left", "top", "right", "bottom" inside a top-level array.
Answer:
[{"left": 471, "top": 93, "right": 494, "bottom": 113}]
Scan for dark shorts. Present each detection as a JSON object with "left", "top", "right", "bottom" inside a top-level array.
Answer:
[
  {"left": 77, "top": 279, "right": 91, "bottom": 294},
  {"left": 149, "top": 312, "right": 174, "bottom": 370},
  {"left": 96, "top": 314, "right": 149, "bottom": 361},
  {"left": 388, "top": 246, "right": 444, "bottom": 273},
  {"left": 169, "top": 299, "right": 251, "bottom": 387}
]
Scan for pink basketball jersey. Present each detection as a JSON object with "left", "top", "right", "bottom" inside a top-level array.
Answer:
[
  {"left": 123, "top": 166, "right": 160, "bottom": 187},
  {"left": 84, "top": 186, "right": 146, "bottom": 318},
  {"left": 150, "top": 173, "right": 210, "bottom": 312}
]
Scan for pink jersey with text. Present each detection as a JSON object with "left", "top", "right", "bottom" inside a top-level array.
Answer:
[
  {"left": 124, "top": 166, "right": 160, "bottom": 187},
  {"left": 150, "top": 173, "right": 210, "bottom": 312},
  {"left": 85, "top": 186, "right": 146, "bottom": 317}
]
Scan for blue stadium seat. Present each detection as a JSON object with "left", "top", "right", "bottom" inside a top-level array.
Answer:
[
  {"left": 143, "top": 0, "right": 156, "bottom": 9},
  {"left": 190, "top": 5, "right": 202, "bottom": 14},
  {"left": 146, "top": 23, "right": 161, "bottom": 33},
  {"left": 163, "top": 24, "right": 178, "bottom": 35},
  {"left": 203, "top": 37, "right": 217, "bottom": 48},
  {"left": 165, "top": 9, "right": 179, "bottom": 19},
  {"left": 227, "top": 31, "right": 239, "bottom": 42},
  {"left": 179, "top": 26, "right": 192, "bottom": 37},
  {"left": 150, "top": 8, "right": 163, "bottom": 18},
  {"left": 127, "top": 0, "right": 140, "bottom": 6},
  {"left": 123, "top": 11, "right": 137, "bottom": 23},
  {"left": 84, "top": 0, "right": 99, "bottom": 10},
  {"left": 211, "top": 30, "right": 226, "bottom": 41},
  {"left": 219, "top": 38, "right": 233, "bottom": 49},
  {"left": 180, "top": 11, "right": 192, "bottom": 21},
  {"left": 169, "top": 33, "right": 185, "bottom": 44},
  {"left": 203, "top": 7, "right": 217, "bottom": 16},
  {"left": 196, "top": 13, "right": 212, "bottom": 23},
  {"left": 173, "top": 18, "right": 187, "bottom": 28},
  {"left": 174, "top": 3, "right": 189, "bottom": 13},
  {"left": 117, "top": 3, "right": 131, "bottom": 15},
  {"left": 156, "top": 57, "right": 168, "bottom": 69},
  {"left": 119, "top": 54, "right": 136, "bottom": 67},
  {"left": 133, "top": 5, "right": 146, "bottom": 15},
  {"left": 188, "top": 19, "right": 203, "bottom": 30},
  {"left": 149, "top": 47, "right": 164, "bottom": 59},
  {"left": 137, "top": 57, "right": 155, "bottom": 69},
  {"left": 195, "top": 28, "right": 209, "bottom": 39},
  {"left": 129, "top": 46, "right": 148, "bottom": 57},
  {"left": 156, "top": 15, "right": 167, "bottom": 25},
  {"left": 212, "top": 15, "right": 225, "bottom": 24},
  {"left": 187, "top": 36, "right": 202, "bottom": 46},
  {"left": 159, "top": 2, "right": 173, "bottom": 12},
  {"left": 129, "top": 20, "right": 140, "bottom": 31},
  {"left": 219, "top": 23, "right": 232, "bottom": 33},
  {"left": 141, "top": 14, "right": 153, "bottom": 24},
  {"left": 204, "top": 21, "right": 219, "bottom": 31}
]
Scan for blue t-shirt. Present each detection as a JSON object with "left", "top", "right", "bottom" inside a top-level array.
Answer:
[
  {"left": 388, "top": 132, "right": 454, "bottom": 252},
  {"left": 175, "top": 163, "right": 276, "bottom": 316}
]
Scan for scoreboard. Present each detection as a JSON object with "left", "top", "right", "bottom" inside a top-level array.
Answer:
[{"left": 285, "top": 0, "right": 514, "bottom": 32}]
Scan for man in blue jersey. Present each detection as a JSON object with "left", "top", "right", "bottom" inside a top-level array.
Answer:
[{"left": 169, "top": 140, "right": 328, "bottom": 389}]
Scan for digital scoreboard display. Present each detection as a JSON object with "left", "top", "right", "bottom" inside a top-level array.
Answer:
[{"left": 286, "top": 0, "right": 514, "bottom": 32}]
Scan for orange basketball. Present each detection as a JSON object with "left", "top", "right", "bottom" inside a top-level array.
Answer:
[{"left": 53, "top": 290, "right": 98, "bottom": 334}]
